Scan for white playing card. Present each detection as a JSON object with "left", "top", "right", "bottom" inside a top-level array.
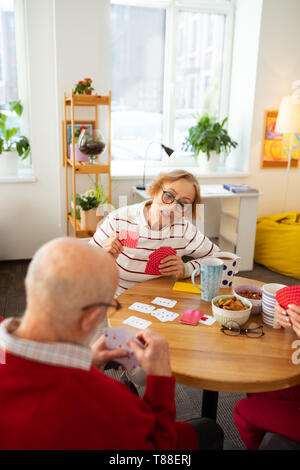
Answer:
[
  {"left": 152, "top": 297, "right": 177, "bottom": 308},
  {"left": 123, "top": 316, "right": 152, "bottom": 330},
  {"left": 199, "top": 315, "right": 216, "bottom": 326},
  {"left": 103, "top": 327, "right": 145, "bottom": 371},
  {"left": 152, "top": 308, "right": 179, "bottom": 322},
  {"left": 129, "top": 302, "right": 156, "bottom": 314}
]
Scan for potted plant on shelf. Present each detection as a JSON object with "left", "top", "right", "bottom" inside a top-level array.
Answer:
[
  {"left": 76, "top": 178, "right": 109, "bottom": 231},
  {"left": 74, "top": 78, "right": 94, "bottom": 95},
  {"left": 182, "top": 114, "right": 238, "bottom": 172},
  {"left": 0, "top": 100, "right": 30, "bottom": 177}
]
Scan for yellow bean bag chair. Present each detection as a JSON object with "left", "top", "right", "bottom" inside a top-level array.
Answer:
[{"left": 255, "top": 212, "right": 300, "bottom": 279}]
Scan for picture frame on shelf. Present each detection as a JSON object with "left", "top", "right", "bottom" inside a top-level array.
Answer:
[
  {"left": 67, "top": 122, "right": 93, "bottom": 157},
  {"left": 261, "top": 110, "right": 300, "bottom": 169}
]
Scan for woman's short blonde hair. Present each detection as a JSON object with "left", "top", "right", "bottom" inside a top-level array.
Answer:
[{"left": 146, "top": 169, "right": 201, "bottom": 219}]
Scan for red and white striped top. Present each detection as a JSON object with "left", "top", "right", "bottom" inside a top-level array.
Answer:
[{"left": 90, "top": 201, "right": 219, "bottom": 297}]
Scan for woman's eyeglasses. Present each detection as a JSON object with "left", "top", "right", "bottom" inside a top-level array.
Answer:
[
  {"left": 221, "top": 321, "right": 264, "bottom": 338},
  {"left": 81, "top": 298, "right": 122, "bottom": 313},
  {"left": 161, "top": 189, "right": 192, "bottom": 213}
]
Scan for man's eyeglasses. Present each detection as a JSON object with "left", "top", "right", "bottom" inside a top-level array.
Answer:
[
  {"left": 221, "top": 321, "right": 264, "bottom": 338},
  {"left": 161, "top": 189, "right": 192, "bottom": 213},
  {"left": 81, "top": 298, "right": 122, "bottom": 313}
]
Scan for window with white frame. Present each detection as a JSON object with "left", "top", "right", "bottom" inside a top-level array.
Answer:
[
  {"left": 0, "top": 0, "right": 31, "bottom": 171},
  {"left": 111, "top": 0, "right": 235, "bottom": 165},
  {"left": 0, "top": 0, "right": 18, "bottom": 119}
]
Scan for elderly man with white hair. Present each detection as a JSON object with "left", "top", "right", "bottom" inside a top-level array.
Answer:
[{"left": 0, "top": 238, "right": 224, "bottom": 450}]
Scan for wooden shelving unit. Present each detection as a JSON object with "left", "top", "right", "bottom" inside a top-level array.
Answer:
[{"left": 62, "top": 91, "right": 111, "bottom": 238}]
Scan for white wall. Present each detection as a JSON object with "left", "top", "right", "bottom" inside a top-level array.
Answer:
[
  {"left": 246, "top": 0, "right": 300, "bottom": 215},
  {"left": 0, "top": 0, "right": 110, "bottom": 259},
  {"left": 0, "top": 0, "right": 61, "bottom": 259},
  {"left": 1, "top": 0, "right": 300, "bottom": 260},
  {"left": 54, "top": 0, "right": 111, "bottom": 230},
  {"left": 227, "top": 0, "right": 263, "bottom": 173}
]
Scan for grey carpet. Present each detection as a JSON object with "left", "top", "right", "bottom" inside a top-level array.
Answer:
[
  {"left": 0, "top": 259, "right": 299, "bottom": 450},
  {"left": 105, "top": 368, "right": 246, "bottom": 449}
]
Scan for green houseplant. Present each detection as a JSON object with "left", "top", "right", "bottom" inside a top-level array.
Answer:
[
  {"left": 76, "top": 178, "right": 109, "bottom": 230},
  {"left": 0, "top": 100, "right": 31, "bottom": 176},
  {"left": 74, "top": 78, "right": 94, "bottom": 95},
  {"left": 182, "top": 114, "right": 238, "bottom": 171}
]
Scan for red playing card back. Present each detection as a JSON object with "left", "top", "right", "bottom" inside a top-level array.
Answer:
[
  {"left": 119, "top": 230, "right": 140, "bottom": 248},
  {"left": 276, "top": 285, "right": 300, "bottom": 310},
  {"left": 145, "top": 246, "right": 177, "bottom": 275},
  {"left": 179, "top": 309, "right": 205, "bottom": 325}
]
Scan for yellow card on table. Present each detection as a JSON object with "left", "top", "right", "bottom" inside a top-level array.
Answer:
[{"left": 172, "top": 281, "right": 201, "bottom": 294}]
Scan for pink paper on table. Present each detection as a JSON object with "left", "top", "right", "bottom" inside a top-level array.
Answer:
[
  {"left": 119, "top": 230, "right": 140, "bottom": 248},
  {"left": 145, "top": 246, "right": 177, "bottom": 275}
]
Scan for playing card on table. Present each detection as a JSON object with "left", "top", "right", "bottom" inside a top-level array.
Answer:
[
  {"left": 152, "top": 297, "right": 177, "bottom": 308},
  {"left": 199, "top": 315, "right": 216, "bottom": 326},
  {"left": 152, "top": 308, "right": 179, "bottom": 322},
  {"left": 179, "top": 309, "right": 204, "bottom": 325},
  {"left": 103, "top": 327, "right": 145, "bottom": 371},
  {"left": 129, "top": 302, "right": 156, "bottom": 314},
  {"left": 123, "top": 316, "right": 152, "bottom": 330},
  {"left": 119, "top": 230, "right": 140, "bottom": 248}
]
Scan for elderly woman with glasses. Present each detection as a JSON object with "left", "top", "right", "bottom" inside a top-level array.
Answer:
[{"left": 90, "top": 169, "right": 219, "bottom": 297}]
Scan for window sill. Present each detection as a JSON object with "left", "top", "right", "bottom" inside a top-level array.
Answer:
[
  {"left": 0, "top": 170, "right": 36, "bottom": 183},
  {"left": 111, "top": 161, "right": 249, "bottom": 180}
]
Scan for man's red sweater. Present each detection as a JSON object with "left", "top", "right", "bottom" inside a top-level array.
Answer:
[{"left": 0, "top": 322, "right": 198, "bottom": 450}]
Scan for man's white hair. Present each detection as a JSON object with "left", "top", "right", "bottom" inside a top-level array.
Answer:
[{"left": 25, "top": 238, "right": 117, "bottom": 325}]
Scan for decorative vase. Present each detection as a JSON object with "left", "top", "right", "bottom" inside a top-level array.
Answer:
[
  {"left": 80, "top": 208, "right": 102, "bottom": 231},
  {"left": 0, "top": 151, "right": 19, "bottom": 177},
  {"left": 84, "top": 90, "right": 92, "bottom": 95},
  {"left": 69, "top": 144, "right": 89, "bottom": 162},
  {"left": 198, "top": 151, "right": 220, "bottom": 172},
  {"left": 78, "top": 129, "right": 106, "bottom": 164}
]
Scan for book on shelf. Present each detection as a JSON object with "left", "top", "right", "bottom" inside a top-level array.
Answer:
[{"left": 223, "top": 184, "right": 258, "bottom": 193}]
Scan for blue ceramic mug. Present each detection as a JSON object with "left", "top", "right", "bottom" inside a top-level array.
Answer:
[{"left": 191, "top": 258, "right": 224, "bottom": 302}]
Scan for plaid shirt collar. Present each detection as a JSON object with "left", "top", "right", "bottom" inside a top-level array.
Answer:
[{"left": 0, "top": 317, "right": 93, "bottom": 371}]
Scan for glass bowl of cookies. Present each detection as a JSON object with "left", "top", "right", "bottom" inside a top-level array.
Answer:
[{"left": 211, "top": 295, "right": 252, "bottom": 327}]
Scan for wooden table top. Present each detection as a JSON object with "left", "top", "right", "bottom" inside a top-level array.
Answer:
[{"left": 108, "top": 276, "right": 300, "bottom": 393}]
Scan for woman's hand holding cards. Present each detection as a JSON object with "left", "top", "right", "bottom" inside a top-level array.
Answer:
[
  {"left": 159, "top": 255, "right": 184, "bottom": 279},
  {"left": 276, "top": 302, "right": 300, "bottom": 337},
  {"left": 103, "top": 232, "right": 123, "bottom": 259},
  {"left": 287, "top": 304, "right": 300, "bottom": 337},
  {"left": 127, "top": 329, "right": 172, "bottom": 378}
]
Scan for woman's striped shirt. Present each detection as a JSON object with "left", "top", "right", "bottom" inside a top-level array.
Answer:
[{"left": 89, "top": 200, "right": 219, "bottom": 297}]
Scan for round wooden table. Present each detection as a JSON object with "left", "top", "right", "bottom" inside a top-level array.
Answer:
[{"left": 108, "top": 276, "right": 300, "bottom": 420}]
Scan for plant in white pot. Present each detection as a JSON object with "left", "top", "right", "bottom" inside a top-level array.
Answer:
[
  {"left": 182, "top": 114, "right": 238, "bottom": 172},
  {"left": 0, "top": 100, "right": 30, "bottom": 177},
  {"left": 76, "top": 179, "right": 109, "bottom": 231}
]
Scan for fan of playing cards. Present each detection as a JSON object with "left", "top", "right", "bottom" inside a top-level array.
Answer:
[{"left": 104, "top": 327, "right": 144, "bottom": 371}]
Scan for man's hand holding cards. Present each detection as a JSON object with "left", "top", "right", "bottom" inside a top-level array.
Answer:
[
  {"left": 103, "top": 327, "right": 145, "bottom": 371},
  {"left": 127, "top": 329, "right": 172, "bottom": 378},
  {"left": 103, "top": 327, "right": 172, "bottom": 377}
]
